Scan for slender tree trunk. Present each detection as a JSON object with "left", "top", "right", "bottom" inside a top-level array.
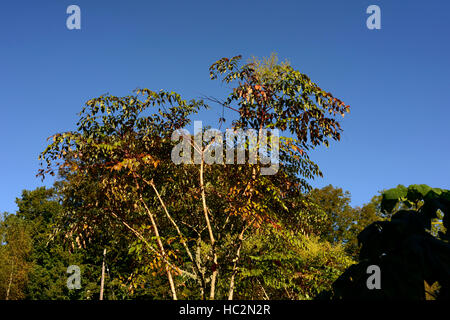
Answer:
[
  {"left": 139, "top": 195, "right": 178, "bottom": 300},
  {"left": 200, "top": 157, "right": 218, "bottom": 300},
  {"left": 196, "top": 236, "right": 206, "bottom": 300},
  {"left": 134, "top": 178, "right": 178, "bottom": 300},
  {"left": 257, "top": 279, "right": 270, "bottom": 300},
  {"left": 6, "top": 260, "right": 14, "bottom": 300},
  {"left": 145, "top": 177, "right": 205, "bottom": 293},
  {"left": 109, "top": 210, "right": 195, "bottom": 279},
  {"left": 227, "top": 235, "right": 243, "bottom": 300},
  {"left": 100, "top": 248, "right": 106, "bottom": 300},
  {"left": 228, "top": 218, "right": 255, "bottom": 300}
]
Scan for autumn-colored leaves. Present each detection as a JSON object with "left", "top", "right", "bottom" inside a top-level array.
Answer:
[{"left": 36, "top": 54, "right": 351, "bottom": 300}]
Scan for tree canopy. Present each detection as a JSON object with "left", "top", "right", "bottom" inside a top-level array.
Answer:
[{"left": 34, "top": 54, "right": 351, "bottom": 300}]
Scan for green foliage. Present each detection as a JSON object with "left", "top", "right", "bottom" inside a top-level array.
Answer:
[
  {"left": 7, "top": 188, "right": 94, "bottom": 300},
  {"left": 0, "top": 188, "right": 137, "bottom": 300},
  {"left": 234, "top": 227, "right": 354, "bottom": 300},
  {"left": 0, "top": 213, "right": 32, "bottom": 300},
  {"left": 329, "top": 184, "right": 450, "bottom": 300},
  {"left": 308, "top": 185, "right": 384, "bottom": 257},
  {"left": 308, "top": 185, "right": 355, "bottom": 244}
]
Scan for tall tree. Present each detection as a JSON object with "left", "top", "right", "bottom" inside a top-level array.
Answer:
[{"left": 38, "top": 54, "right": 350, "bottom": 300}]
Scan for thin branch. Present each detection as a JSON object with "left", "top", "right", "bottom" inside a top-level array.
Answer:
[{"left": 201, "top": 95, "right": 240, "bottom": 113}]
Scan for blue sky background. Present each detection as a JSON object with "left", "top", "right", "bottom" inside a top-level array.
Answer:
[{"left": 1, "top": 0, "right": 449, "bottom": 213}]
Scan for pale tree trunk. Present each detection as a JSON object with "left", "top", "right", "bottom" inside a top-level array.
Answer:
[
  {"left": 227, "top": 236, "right": 243, "bottom": 300},
  {"left": 99, "top": 248, "right": 106, "bottom": 300},
  {"left": 196, "top": 236, "right": 206, "bottom": 299},
  {"left": 6, "top": 260, "right": 14, "bottom": 300},
  {"left": 200, "top": 157, "right": 218, "bottom": 300},
  {"left": 122, "top": 177, "right": 179, "bottom": 300},
  {"left": 257, "top": 279, "right": 270, "bottom": 300},
  {"left": 138, "top": 194, "right": 178, "bottom": 300},
  {"left": 228, "top": 219, "right": 255, "bottom": 300},
  {"left": 145, "top": 177, "right": 206, "bottom": 295},
  {"left": 108, "top": 209, "right": 196, "bottom": 292}
]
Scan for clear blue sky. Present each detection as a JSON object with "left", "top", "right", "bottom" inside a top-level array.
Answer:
[{"left": 1, "top": 0, "right": 449, "bottom": 213}]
